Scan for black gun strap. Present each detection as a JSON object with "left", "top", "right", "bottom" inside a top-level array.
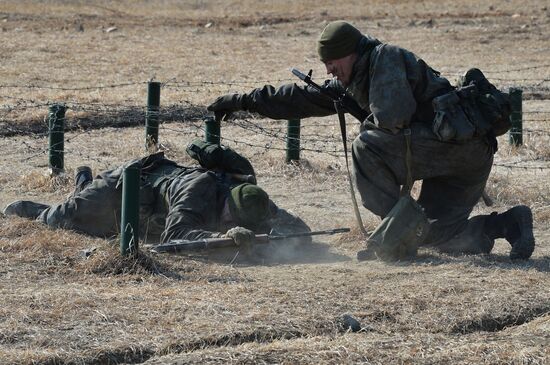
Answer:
[
  {"left": 335, "top": 101, "right": 368, "bottom": 237},
  {"left": 401, "top": 128, "right": 413, "bottom": 196}
]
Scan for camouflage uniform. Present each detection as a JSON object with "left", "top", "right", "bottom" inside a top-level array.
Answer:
[
  {"left": 226, "top": 36, "right": 496, "bottom": 254},
  {"left": 36, "top": 153, "right": 310, "bottom": 244}
]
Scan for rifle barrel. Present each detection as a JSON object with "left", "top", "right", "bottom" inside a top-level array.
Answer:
[
  {"left": 269, "top": 227, "right": 351, "bottom": 241},
  {"left": 152, "top": 228, "right": 350, "bottom": 253},
  {"left": 291, "top": 68, "right": 306, "bottom": 80}
]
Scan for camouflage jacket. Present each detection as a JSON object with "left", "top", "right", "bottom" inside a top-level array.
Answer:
[
  {"left": 118, "top": 153, "right": 231, "bottom": 243},
  {"left": 241, "top": 36, "right": 453, "bottom": 132}
]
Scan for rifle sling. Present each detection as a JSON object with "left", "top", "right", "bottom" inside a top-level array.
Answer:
[
  {"left": 334, "top": 101, "right": 369, "bottom": 237},
  {"left": 401, "top": 128, "right": 413, "bottom": 196}
]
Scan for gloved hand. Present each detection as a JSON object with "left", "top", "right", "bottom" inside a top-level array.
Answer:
[
  {"left": 207, "top": 93, "right": 247, "bottom": 121},
  {"left": 224, "top": 226, "right": 255, "bottom": 248}
]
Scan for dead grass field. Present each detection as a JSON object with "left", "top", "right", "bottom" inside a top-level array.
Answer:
[{"left": 0, "top": 1, "right": 549, "bottom": 364}]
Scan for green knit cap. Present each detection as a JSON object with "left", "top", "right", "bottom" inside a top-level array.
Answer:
[
  {"left": 228, "top": 183, "right": 270, "bottom": 229},
  {"left": 317, "top": 21, "right": 362, "bottom": 62}
]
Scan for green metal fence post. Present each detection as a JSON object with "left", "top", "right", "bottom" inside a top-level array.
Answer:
[
  {"left": 509, "top": 87, "right": 523, "bottom": 146},
  {"left": 48, "top": 104, "right": 66, "bottom": 174},
  {"left": 146, "top": 81, "right": 161, "bottom": 149},
  {"left": 286, "top": 119, "right": 301, "bottom": 162},
  {"left": 120, "top": 163, "right": 140, "bottom": 256},
  {"left": 204, "top": 116, "right": 220, "bottom": 145}
]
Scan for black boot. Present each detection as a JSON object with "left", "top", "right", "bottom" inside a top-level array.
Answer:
[
  {"left": 3, "top": 200, "right": 50, "bottom": 219},
  {"left": 74, "top": 166, "right": 93, "bottom": 193},
  {"left": 357, "top": 244, "right": 377, "bottom": 261},
  {"left": 484, "top": 205, "right": 535, "bottom": 260}
]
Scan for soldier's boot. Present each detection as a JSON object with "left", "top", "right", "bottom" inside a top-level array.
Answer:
[
  {"left": 74, "top": 166, "right": 93, "bottom": 194},
  {"left": 357, "top": 244, "right": 377, "bottom": 261},
  {"left": 484, "top": 205, "right": 535, "bottom": 260},
  {"left": 3, "top": 200, "right": 50, "bottom": 219}
]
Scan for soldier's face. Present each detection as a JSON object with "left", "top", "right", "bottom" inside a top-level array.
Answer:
[{"left": 324, "top": 53, "right": 358, "bottom": 87}]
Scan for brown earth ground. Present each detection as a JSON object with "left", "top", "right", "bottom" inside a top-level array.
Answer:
[{"left": 0, "top": 1, "right": 549, "bottom": 364}]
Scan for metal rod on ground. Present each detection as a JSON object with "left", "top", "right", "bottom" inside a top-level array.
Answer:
[
  {"left": 120, "top": 163, "right": 140, "bottom": 256},
  {"left": 145, "top": 81, "right": 161, "bottom": 149},
  {"left": 509, "top": 87, "right": 522, "bottom": 146},
  {"left": 286, "top": 119, "right": 301, "bottom": 162},
  {"left": 48, "top": 104, "right": 66, "bottom": 174},
  {"left": 204, "top": 116, "right": 220, "bottom": 145}
]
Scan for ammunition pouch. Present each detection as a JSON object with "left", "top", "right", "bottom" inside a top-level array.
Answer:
[
  {"left": 431, "top": 85, "right": 477, "bottom": 141},
  {"left": 432, "top": 68, "right": 512, "bottom": 141}
]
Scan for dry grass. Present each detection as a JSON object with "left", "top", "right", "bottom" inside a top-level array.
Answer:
[{"left": 0, "top": 1, "right": 549, "bottom": 364}]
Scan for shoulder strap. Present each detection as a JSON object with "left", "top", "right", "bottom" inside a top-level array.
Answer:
[
  {"left": 335, "top": 101, "right": 369, "bottom": 237},
  {"left": 401, "top": 128, "right": 413, "bottom": 196}
]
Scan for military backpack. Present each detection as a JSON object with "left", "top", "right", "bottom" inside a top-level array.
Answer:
[{"left": 186, "top": 138, "right": 255, "bottom": 177}]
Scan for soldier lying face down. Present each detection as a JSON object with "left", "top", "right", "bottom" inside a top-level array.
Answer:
[{"left": 4, "top": 140, "right": 311, "bottom": 249}]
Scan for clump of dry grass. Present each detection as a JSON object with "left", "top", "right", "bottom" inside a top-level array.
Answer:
[
  {"left": 333, "top": 216, "right": 380, "bottom": 251},
  {"left": 19, "top": 169, "right": 73, "bottom": 194},
  {"left": 81, "top": 244, "right": 169, "bottom": 277},
  {"left": 486, "top": 172, "right": 550, "bottom": 224},
  {"left": 0, "top": 216, "right": 91, "bottom": 255}
]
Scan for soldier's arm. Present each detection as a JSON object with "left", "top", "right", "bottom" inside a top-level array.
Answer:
[
  {"left": 244, "top": 81, "right": 339, "bottom": 120},
  {"left": 208, "top": 80, "right": 347, "bottom": 120},
  {"left": 160, "top": 209, "right": 224, "bottom": 243},
  {"left": 368, "top": 44, "right": 417, "bottom": 133}
]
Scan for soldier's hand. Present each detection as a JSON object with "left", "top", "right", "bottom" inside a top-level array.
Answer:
[
  {"left": 207, "top": 94, "right": 246, "bottom": 121},
  {"left": 224, "top": 226, "right": 255, "bottom": 248}
]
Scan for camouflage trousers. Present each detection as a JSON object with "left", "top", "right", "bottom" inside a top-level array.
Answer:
[
  {"left": 37, "top": 165, "right": 162, "bottom": 241},
  {"left": 352, "top": 123, "right": 495, "bottom": 254}
]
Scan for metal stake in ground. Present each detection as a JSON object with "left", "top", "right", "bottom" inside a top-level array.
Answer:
[
  {"left": 120, "top": 163, "right": 140, "bottom": 256},
  {"left": 286, "top": 119, "right": 301, "bottom": 162},
  {"left": 145, "top": 81, "right": 161, "bottom": 149},
  {"left": 509, "top": 87, "right": 522, "bottom": 146},
  {"left": 48, "top": 104, "right": 66, "bottom": 174},
  {"left": 204, "top": 116, "right": 220, "bottom": 145}
]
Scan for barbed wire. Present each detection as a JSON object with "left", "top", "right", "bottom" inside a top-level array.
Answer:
[
  {"left": 442, "top": 63, "right": 550, "bottom": 75},
  {"left": 13, "top": 118, "right": 550, "bottom": 169},
  {"left": 493, "top": 162, "right": 550, "bottom": 170},
  {"left": 2, "top": 62, "right": 550, "bottom": 93},
  {"left": 2, "top": 85, "right": 549, "bottom": 169},
  {"left": 0, "top": 81, "right": 146, "bottom": 91},
  {"left": 1, "top": 97, "right": 548, "bottom": 142}
]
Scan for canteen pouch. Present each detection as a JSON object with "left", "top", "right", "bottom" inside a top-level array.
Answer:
[
  {"left": 432, "top": 89, "right": 476, "bottom": 141},
  {"left": 366, "top": 195, "right": 430, "bottom": 262}
]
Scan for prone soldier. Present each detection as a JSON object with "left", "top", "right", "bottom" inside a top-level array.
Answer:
[{"left": 3, "top": 140, "right": 311, "bottom": 249}]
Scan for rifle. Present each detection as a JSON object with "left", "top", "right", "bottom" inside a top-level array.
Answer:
[
  {"left": 292, "top": 68, "right": 370, "bottom": 236},
  {"left": 151, "top": 227, "right": 350, "bottom": 253},
  {"left": 291, "top": 68, "right": 369, "bottom": 122}
]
